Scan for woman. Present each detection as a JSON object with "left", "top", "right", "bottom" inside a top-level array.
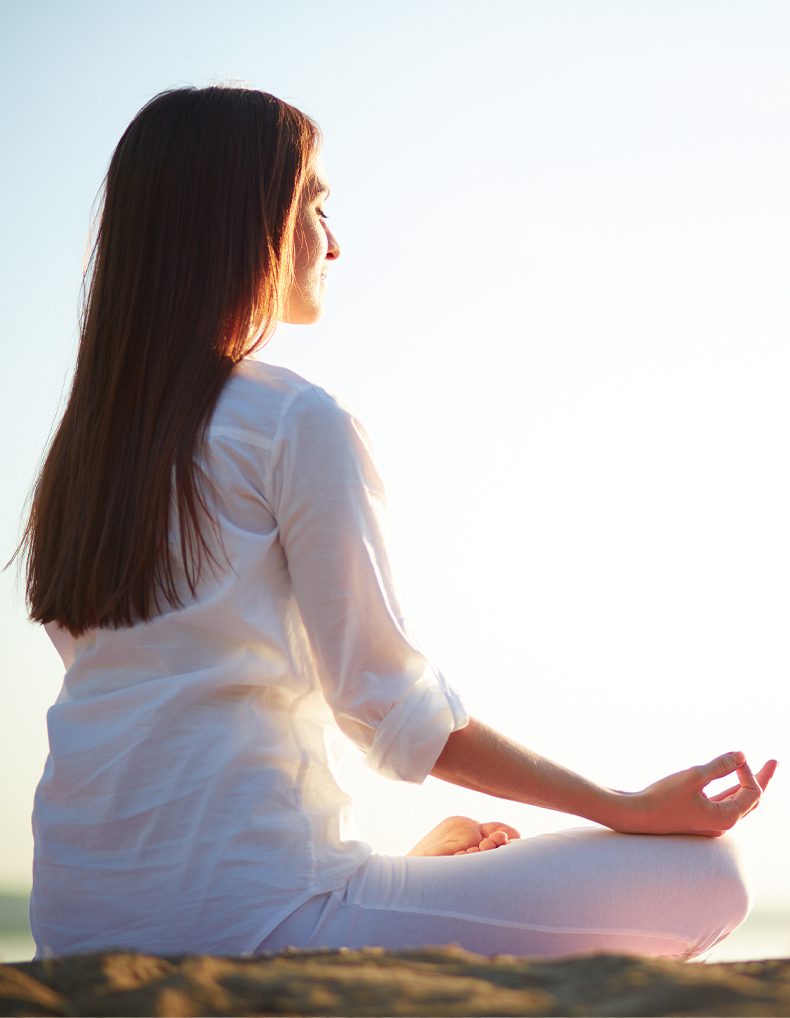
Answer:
[{"left": 18, "top": 86, "right": 775, "bottom": 960}]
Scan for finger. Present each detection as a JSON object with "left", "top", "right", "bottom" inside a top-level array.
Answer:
[
  {"left": 697, "top": 751, "right": 746, "bottom": 784},
  {"left": 735, "top": 759, "right": 775, "bottom": 815},
  {"left": 710, "top": 787, "right": 760, "bottom": 817},
  {"left": 466, "top": 845, "right": 481, "bottom": 853},
  {"left": 731, "top": 758, "right": 761, "bottom": 810},
  {"left": 708, "top": 758, "right": 757, "bottom": 807},
  {"left": 707, "top": 759, "right": 776, "bottom": 803},
  {"left": 736, "top": 758, "right": 761, "bottom": 793},
  {"left": 480, "top": 822, "right": 521, "bottom": 840},
  {"left": 756, "top": 759, "right": 778, "bottom": 791},
  {"left": 478, "top": 837, "right": 498, "bottom": 852},
  {"left": 710, "top": 783, "right": 738, "bottom": 802},
  {"left": 709, "top": 759, "right": 761, "bottom": 824}
]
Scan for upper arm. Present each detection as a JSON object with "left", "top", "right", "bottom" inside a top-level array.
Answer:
[{"left": 268, "top": 386, "right": 468, "bottom": 781}]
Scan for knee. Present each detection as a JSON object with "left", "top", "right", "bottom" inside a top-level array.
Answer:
[
  {"left": 711, "top": 835, "right": 752, "bottom": 920},
  {"left": 690, "top": 835, "right": 753, "bottom": 954}
]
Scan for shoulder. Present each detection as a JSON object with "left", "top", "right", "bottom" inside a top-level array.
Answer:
[
  {"left": 226, "top": 358, "right": 319, "bottom": 413},
  {"left": 210, "top": 358, "right": 353, "bottom": 453},
  {"left": 213, "top": 360, "right": 384, "bottom": 507}
]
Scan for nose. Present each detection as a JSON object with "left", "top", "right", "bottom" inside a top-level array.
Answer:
[{"left": 325, "top": 225, "right": 340, "bottom": 261}]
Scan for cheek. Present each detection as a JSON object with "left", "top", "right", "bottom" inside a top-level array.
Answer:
[
  {"left": 310, "top": 223, "right": 329, "bottom": 264},
  {"left": 295, "top": 224, "right": 324, "bottom": 274}
]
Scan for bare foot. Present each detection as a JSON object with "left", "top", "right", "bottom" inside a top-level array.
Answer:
[{"left": 407, "top": 816, "right": 521, "bottom": 857}]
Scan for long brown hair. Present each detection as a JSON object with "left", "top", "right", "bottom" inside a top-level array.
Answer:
[{"left": 16, "top": 86, "right": 318, "bottom": 636}]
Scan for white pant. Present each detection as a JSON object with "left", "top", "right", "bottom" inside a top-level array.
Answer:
[{"left": 257, "top": 827, "right": 751, "bottom": 959}]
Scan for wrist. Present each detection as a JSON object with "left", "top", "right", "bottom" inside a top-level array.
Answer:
[{"left": 597, "top": 787, "right": 645, "bottom": 833}]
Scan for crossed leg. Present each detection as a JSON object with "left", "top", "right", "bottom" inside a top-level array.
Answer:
[{"left": 259, "top": 826, "right": 752, "bottom": 959}]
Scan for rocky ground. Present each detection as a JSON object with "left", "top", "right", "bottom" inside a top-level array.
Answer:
[{"left": 1, "top": 946, "right": 788, "bottom": 1016}]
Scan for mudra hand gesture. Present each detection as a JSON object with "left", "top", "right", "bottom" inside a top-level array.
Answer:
[{"left": 610, "top": 752, "right": 776, "bottom": 837}]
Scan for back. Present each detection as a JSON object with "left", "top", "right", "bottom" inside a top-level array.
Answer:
[{"left": 30, "top": 358, "right": 467, "bottom": 957}]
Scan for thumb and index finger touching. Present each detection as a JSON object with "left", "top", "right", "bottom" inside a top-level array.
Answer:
[
  {"left": 697, "top": 752, "right": 778, "bottom": 823},
  {"left": 709, "top": 759, "right": 778, "bottom": 803},
  {"left": 698, "top": 751, "right": 747, "bottom": 782},
  {"left": 698, "top": 752, "right": 777, "bottom": 789}
]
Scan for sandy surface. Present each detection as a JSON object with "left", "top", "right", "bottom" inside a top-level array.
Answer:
[{"left": 1, "top": 945, "right": 789, "bottom": 1016}]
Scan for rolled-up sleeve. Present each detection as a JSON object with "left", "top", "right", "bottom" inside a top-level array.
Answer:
[{"left": 269, "top": 385, "right": 468, "bottom": 783}]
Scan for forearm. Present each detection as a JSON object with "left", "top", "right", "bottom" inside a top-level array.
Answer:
[
  {"left": 430, "top": 716, "right": 623, "bottom": 827},
  {"left": 430, "top": 717, "right": 773, "bottom": 837}
]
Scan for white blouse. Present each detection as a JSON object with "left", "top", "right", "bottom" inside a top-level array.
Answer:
[{"left": 31, "top": 358, "right": 468, "bottom": 958}]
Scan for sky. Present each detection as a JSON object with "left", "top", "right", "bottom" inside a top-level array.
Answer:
[{"left": 1, "top": 0, "right": 788, "bottom": 916}]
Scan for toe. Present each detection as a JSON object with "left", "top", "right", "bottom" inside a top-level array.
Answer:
[{"left": 481, "top": 822, "right": 521, "bottom": 840}]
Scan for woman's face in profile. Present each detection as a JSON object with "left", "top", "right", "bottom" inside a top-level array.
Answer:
[{"left": 282, "top": 152, "right": 340, "bottom": 324}]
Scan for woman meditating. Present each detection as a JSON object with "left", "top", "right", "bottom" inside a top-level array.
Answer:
[{"left": 18, "top": 86, "right": 775, "bottom": 961}]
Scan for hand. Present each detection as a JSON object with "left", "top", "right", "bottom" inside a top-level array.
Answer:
[
  {"left": 407, "top": 815, "right": 521, "bottom": 857},
  {"left": 610, "top": 753, "right": 777, "bottom": 837}
]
